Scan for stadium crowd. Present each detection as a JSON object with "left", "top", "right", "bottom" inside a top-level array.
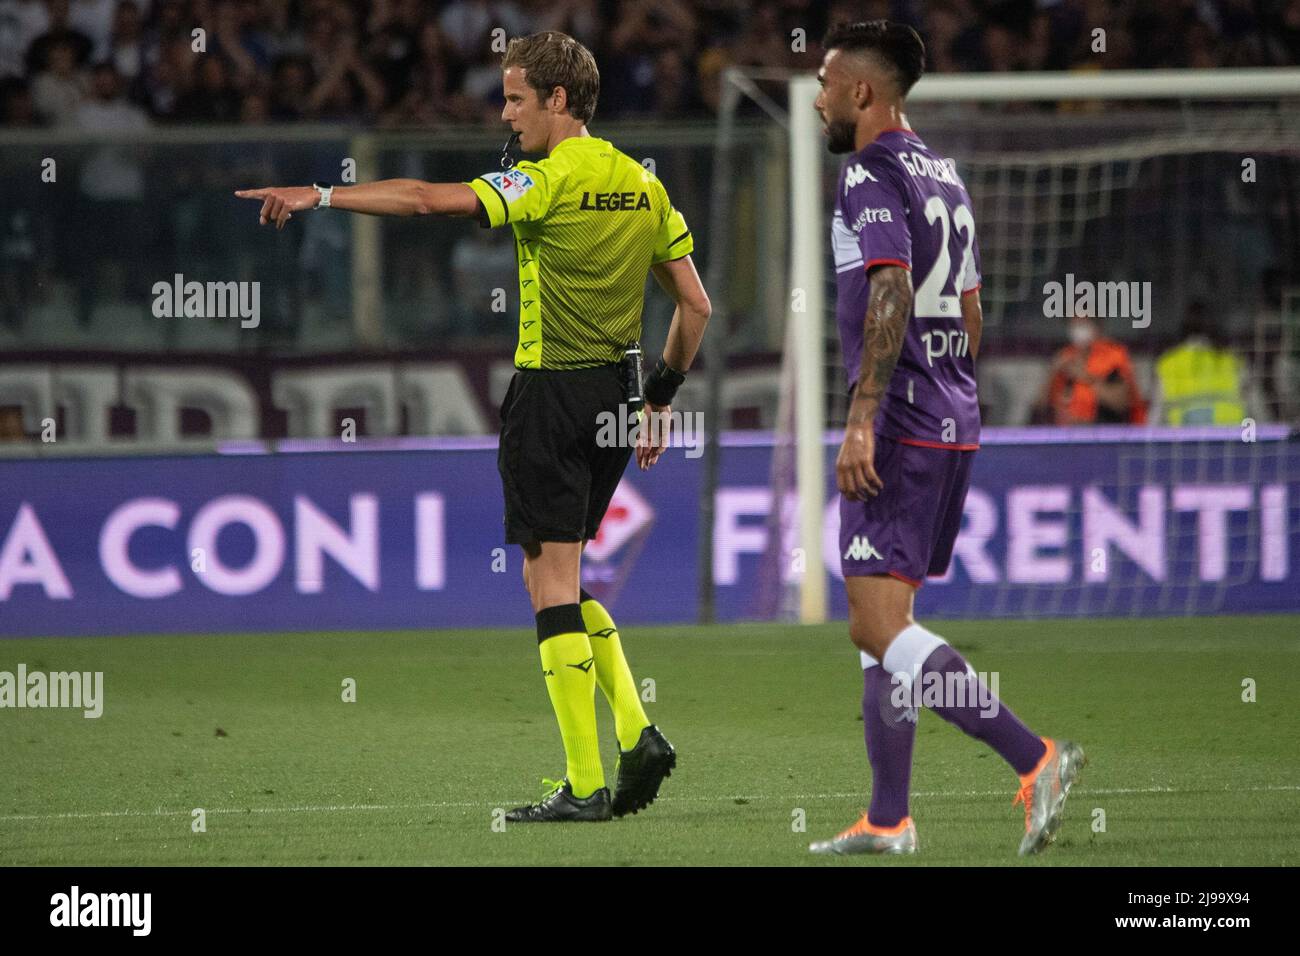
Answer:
[
  {"left": 3, "top": 0, "right": 1299, "bottom": 128},
  {"left": 0, "top": 1, "right": 1294, "bottom": 433}
]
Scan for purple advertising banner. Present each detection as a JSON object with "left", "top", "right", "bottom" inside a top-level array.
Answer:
[{"left": 1, "top": 428, "right": 1297, "bottom": 637}]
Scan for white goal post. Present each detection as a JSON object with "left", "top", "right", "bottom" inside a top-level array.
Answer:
[{"left": 786, "top": 68, "right": 1300, "bottom": 624}]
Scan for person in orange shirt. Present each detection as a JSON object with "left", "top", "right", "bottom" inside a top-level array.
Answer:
[{"left": 1040, "top": 314, "right": 1147, "bottom": 425}]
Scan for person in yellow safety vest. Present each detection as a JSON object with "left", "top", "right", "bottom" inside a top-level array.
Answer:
[{"left": 1153, "top": 303, "right": 1247, "bottom": 426}]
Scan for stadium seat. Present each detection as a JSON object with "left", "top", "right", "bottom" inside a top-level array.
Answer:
[
  {"left": 122, "top": 367, "right": 259, "bottom": 441},
  {"left": 272, "top": 366, "right": 400, "bottom": 438},
  {"left": 397, "top": 363, "right": 489, "bottom": 435},
  {"left": 53, "top": 366, "right": 120, "bottom": 443},
  {"left": 0, "top": 366, "right": 56, "bottom": 435}
]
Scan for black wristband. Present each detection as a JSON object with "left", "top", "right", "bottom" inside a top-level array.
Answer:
[{"left": 643, "top": 358, "right": 686, "bottom": 407}]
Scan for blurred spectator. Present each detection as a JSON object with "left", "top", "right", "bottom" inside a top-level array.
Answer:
[
  {"left": 139, "top": 32, "right": 190, "bottom": 117},
  {"left": 1, "top": 0, "right": 1295, "bottom": 128},
  {"left": 380, "top": 18, "right": 463, "bottom": 126},
  {"left": 923, "top": 3, "right": 966, "bottom": 74},
  {"left": 604, "top": 0, "right": 698, "bottom": 116},
  {"left": 139, "top": 0, "right": 183, "bottom": 69},
  {"left": 74, "top": 60, "right": 149, "bottom": 165},
  {"left": 106, "top": 0, "right": 145, "bottom": 85},
  {"left": 69, "top": 0, "right": 126, "bottom": 62},
  {"left": 526, "top": 0, "right": 599, "bottom": 47},
  {"left": 978, "top": 23, "right": 1017, "bottom": 71},
  {"left": 438, "top": 0, "right": 531, "bottom": 63},
  {"left": 30, "top": 35, "right": 85, "bottom": 123},
  {"left": 365, "top": 0, "right": 424, "bottom": 112},
  {"left": 651, "top": 47, "right": 706, "bottom": 117},
  {"left": 267, "top": 52, "right": 308, "bottom": 120},
  {"left": 245, "top": 0, "right": 302, "bottom": 63},
  {"left": 1152, "top": 303, "right": 1248, "bottom": 425},
  {"left": 459, "top": 36, "right": 509, "bottom": 116},
  {"left": 1037, "top": 314, "right": 1147, "bottom": 425},
  {"left": 238, "top": 84, "right": 265, "bottom": 121},
  {"left": 1, "top": 0, "right": 52, "bottom": 79},
  {"left": 25, "top": 0, "right": 92, "bottom": 74},
  {"left": 174, "top": 52, "right": 238, "bottom": 120},
  {"left": 732, "top": 2, "right": 795, "bottom": 71},
  {"left": 210, "top": 0, "right": 261, "bottom": 86},
  {"left": 73, "top": 59, "right": 150, "bottom": 323},
  {"left": 1284, "top": 0, "right": 1300, "bottom": 61},
  {"left": 305, "top": 30, "right": 385, "bottom": 122}
]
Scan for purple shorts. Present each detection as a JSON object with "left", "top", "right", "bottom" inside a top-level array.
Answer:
[{"left": 839, "top": 435, "right": 975, "bottom": 586}]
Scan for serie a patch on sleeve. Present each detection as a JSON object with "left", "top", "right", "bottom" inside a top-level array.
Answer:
[{"left": 484, "top": 169, "right": 536, "bottom": 202}]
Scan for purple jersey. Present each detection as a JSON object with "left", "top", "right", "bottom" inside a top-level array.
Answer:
[{"left": 832, "top": 128, "right": 982, "bottom": 447}]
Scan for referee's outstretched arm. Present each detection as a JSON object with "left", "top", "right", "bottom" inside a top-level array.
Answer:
[{"left": 234, "top": 180, "right": 480, "bottom": 229}]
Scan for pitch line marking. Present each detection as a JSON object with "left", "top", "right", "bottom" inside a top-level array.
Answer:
[{"left": 2, "top": 784, "right": 1298, "bottom": 823}]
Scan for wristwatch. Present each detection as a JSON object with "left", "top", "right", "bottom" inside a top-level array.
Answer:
[{"left": 312, "top": 181, "right": 333, "bottom": 208}]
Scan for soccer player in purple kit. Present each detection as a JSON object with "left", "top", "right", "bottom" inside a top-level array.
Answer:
[{"left": 807, "top": 21, "right": 1085, "bottom": 857}]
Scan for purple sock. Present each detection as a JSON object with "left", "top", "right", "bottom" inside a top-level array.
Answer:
[
  {"left": 863, "top": 664, "right": 916, "bottom": 828},
  {"left": 919, "top": 645, "right": 1046, "bottom": 776}
]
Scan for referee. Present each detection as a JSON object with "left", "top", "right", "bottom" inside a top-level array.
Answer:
[{"left": 237, "top": 32, "right": 711, "bottom": 822}]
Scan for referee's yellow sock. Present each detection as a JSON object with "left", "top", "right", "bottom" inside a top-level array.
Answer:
[
  {"left": 536, "top": 604, "right": 604, "bottom": 798},
  {"left": 580, "top": 590, "right": 651, "bottom": 752}
]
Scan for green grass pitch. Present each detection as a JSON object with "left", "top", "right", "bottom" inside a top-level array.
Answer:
[{"left": 2, "top": 616, "right": 1297, "bottom": 866}]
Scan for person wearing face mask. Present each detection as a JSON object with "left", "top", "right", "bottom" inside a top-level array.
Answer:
[{"left": 1039, "top": 313, "right": 1147, "bottom": 425}]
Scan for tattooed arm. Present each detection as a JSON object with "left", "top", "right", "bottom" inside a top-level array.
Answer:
[{"left": 836, "top": 265, "right": 913, "bottom": 500}]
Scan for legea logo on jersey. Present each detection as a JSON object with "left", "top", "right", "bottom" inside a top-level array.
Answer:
[
  {"left": 485, "top": 170, "right": 535, "bottom": 202},
  {"left": 579, "top": 191, "right": 650, "bottom": 211},
  {"left": 844, "top": 164, "right": 878, "bottom": 192}
]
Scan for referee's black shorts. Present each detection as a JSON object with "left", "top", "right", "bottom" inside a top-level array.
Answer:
[{"left": 497, "top": 363, "right": 634, "bottom": 546}]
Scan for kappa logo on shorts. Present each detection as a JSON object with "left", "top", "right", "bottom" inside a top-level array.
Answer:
[{"left": 844, "top": 536, "right": 884, "bottom": 561}]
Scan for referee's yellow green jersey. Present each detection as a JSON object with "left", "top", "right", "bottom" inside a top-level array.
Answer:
[{"left": 465, "top": 136, "right": 695, "bottom": 370}]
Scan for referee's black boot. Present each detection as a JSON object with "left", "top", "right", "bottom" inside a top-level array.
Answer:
[
  {"left": 612, "top": 725, "right": 677, "bottom": 817},
  {"left": 505, "top": 779, "right": 612, "bottom": 823}
]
